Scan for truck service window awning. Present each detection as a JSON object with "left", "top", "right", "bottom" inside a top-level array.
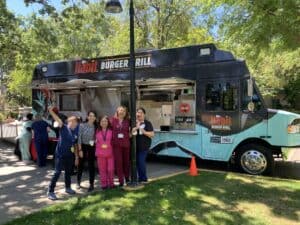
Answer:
[{"left": 32, "top": 78, "right": 194, "bottom": 90}]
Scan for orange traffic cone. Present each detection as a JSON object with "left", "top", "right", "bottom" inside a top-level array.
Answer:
[{"left": 189, "top": 156, "right": 198, "bottom": 176}]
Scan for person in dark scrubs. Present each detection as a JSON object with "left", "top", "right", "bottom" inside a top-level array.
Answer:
[
  {"left": 47, "top": 107, "right": 78, "bottom": 200},
  {"left": 31, "top": 115, "right": 50, "bottom": 167},
  {"left": 132, "top": 107, "right": 154, "bottom": 183},
  {"left": 111, "top": 106, "right": 131, "bottom": 186}
]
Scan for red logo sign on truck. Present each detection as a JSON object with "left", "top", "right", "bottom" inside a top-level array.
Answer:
[
  {"left": 179, "top": 103, "right": 191, "bottom": 113},
  {"left": 74, "top": 60, "right": 98, "bottom": 74}
]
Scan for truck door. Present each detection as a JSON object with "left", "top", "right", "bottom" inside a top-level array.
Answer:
[
  {"left": 240, "top": 78, "right": 268, "bottom": 134},
  {"left": 200, "top": 80, "right": 240, "bottom": 160}
]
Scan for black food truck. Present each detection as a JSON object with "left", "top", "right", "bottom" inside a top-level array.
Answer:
[{"left": 32, "top": 44, "right": 300, "bottom": 175}]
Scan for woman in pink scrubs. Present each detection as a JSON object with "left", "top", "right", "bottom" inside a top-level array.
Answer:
[{"left": 95, "top": 116, "right": 114, "bottom": 189}]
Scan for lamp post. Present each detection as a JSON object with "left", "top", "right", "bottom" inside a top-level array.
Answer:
[{"left": 105, "top": 0, "right": 139, "bottom": 187}]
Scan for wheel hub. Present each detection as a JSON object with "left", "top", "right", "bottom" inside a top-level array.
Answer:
[{"left": 241, "top": 150, "right": 267, "bottom": 174}]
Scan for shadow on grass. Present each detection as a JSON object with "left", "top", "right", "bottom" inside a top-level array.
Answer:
[{"left": 4, "top": 171, "right": 300, "bottom": 225}]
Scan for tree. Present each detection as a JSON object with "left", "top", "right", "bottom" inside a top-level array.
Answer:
[
  {"left": 198, "top": 0, "right": 300, "bottom": 107},
  {"left": 134, "top": 0, "right": 206, "bottom": 49},
  {"left": 0, "top": 0, "right": 20, "bottom": 73},
  {"left": 8, "top": 1, "right": 115, "bottom": 105}
]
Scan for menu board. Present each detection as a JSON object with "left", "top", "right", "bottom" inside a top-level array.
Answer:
[{"left": 59, "top": 94, "right": 81, "bottom": 111}]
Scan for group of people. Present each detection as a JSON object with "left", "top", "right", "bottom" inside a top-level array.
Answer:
[{"left": 47, "top": 106, "right": 154, "bottom": 200}]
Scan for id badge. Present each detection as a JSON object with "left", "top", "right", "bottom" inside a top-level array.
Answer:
[
  {"left": 89, "top": 140, "right": 94, "bottom": 146},
  {"left": 70, "top": 146, "right": 75, "bottom": 153},
  {"left": 118, "top": 133, "right": 124, "bottom": 139},
  {"left": 101, "top": 144, "right": 108, "bottom": 149}
]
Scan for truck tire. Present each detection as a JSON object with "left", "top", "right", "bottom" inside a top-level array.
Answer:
[{"left": 236, "top": 143, "right": 274, "bottom": 175}]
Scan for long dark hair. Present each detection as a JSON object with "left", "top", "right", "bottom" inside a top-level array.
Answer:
[
  {"left": 86, "top": 111, "right": 97, "bottom": 129},
  {"left": 97, "top": 115, "right": 112, "bottom": 132}
]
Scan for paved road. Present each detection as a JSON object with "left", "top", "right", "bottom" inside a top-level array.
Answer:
[
  {"left": 0, "top": 141, "right": 187, "bottom": 225},
  {"left": 0, "top": 141, "right": 299, "bottom": 224}
]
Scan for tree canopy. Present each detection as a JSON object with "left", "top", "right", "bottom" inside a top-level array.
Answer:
[{"left": 1, "top": 0, "right": 299, "bottom": 109}]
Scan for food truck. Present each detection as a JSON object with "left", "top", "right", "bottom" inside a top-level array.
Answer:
[{"left": 32, "top": 44, "right": 300, "bottom": 175}]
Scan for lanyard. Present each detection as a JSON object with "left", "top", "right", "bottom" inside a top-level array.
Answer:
[
  {"left": 101, "top": 129, "right": 108, "bottom": 142},
  {"left": 118, "top": 119, "right": 123, "bottom": 131}
]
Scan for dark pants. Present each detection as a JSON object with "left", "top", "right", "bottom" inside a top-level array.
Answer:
[
  {"left": 34, "top": 138, "right": 48, "bottom": 167},
  {"left": 137, "top": 150, "right": 148, "bottom": 182},
  {"left": 48, "top": 155, "right": 73, "bottom": 192},
  {"left": 114, "top": 146, "right": 130, "bottom": 185},
  {"left": 77, "top": 144, "right": 95, "bottom": 186}
]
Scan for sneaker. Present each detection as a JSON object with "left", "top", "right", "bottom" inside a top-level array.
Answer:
[
  {"left": 139, "top": 179, "right": 148, "bottom": 184},
  {"left": 65, "top": 188, "right": 76, "bottom": 195},
  {"left": 87, "top": 186, "right": 94, "bottom": 192},
  {"left": 47, "top": 192, "right": 58, "bottom": 201},
  {"left": 76, "top": 183, "right": 81, "bottom": 190}
]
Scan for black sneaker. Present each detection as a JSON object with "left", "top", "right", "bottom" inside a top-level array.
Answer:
[
  {"left": 87, "top": 186, "right": 94, "bottom": 192},
  {"left": 65, "top": 188, "right": 76, "bottom": 195},
  {"left": 47, "top": 191, "right": 58, "bottom": 201}
]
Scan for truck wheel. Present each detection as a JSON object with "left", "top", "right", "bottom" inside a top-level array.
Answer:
[{"left": 236, "top": 144, "right": 274, "bottom": 175}]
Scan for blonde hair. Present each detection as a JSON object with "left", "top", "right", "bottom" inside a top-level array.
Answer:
[{"left": 116, "top": 106, "right": 129, "bottom": 120}]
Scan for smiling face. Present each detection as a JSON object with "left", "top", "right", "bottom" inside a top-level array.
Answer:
[
  {"left": 100, "top": 116, "right": 109, "bottom": 129},
  {"left": 136, "top": 109, "right": 145, "bottom": 121},
  {"left": 87, "top": 111, "right": 96, "bottom": 123},
  {"left": 116, "top": 106, "right": 127, "bottom": 120}
]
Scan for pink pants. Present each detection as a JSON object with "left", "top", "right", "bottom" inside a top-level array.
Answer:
[{"left": 97, "top": 156, "right": 114, "bottom": 188}]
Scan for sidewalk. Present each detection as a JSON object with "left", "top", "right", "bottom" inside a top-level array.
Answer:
[
  {"left": 288, "top": 148, "right": 300, "bottom": 162},
  {"left": 0, "top": 141, "right": 186, "bottom": 225}
]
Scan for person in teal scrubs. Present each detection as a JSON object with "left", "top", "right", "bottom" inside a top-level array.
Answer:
[{"left": 18, "top": 113, "right": 33, "bottom": 162}]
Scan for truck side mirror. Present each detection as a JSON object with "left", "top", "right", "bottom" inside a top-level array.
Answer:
[{"left": 247, "top": 78, "right": 253, "bottom": 97}]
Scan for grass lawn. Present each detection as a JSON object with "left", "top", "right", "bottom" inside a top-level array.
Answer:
[{"left": 5, "top": 171, "right": 300, "bottom": 225}]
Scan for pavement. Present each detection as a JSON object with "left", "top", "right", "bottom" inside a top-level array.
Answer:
[
  {"left": 288, "top": 148, "right": 300, "bottom": 162},
  {"left": 274, "top": 148, "right": 300, "bottom": 179},
  {"left": 0, "top": 141, "right": 187, "bottom": 225}
]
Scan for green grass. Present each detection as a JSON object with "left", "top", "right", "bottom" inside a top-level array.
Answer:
[{"left": 5, "top": 171, "right": 300, "bottom": 225}]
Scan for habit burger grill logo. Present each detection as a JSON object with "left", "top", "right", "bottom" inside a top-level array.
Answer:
[
  {"left": 74, "top": 56, "right": 151, "bottom": 74},
  {"left": 210, "top": 115, "right": 232, "bottom": 130},
  {"left": 74, "top": 60, "right": 98, "bottom": 74}
]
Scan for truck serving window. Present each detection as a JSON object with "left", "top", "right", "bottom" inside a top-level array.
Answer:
[
  {"left": 138, "top": 82, "right": 196, "bottom": 131},
  {"left": 205, "top": 82, "right": 238, "bottom": 111}
]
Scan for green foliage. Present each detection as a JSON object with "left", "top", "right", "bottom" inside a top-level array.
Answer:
[
  {"left": 199, "top": 0, "right": 300, "bottom": 105},
  {"left": 0, "top": 0, "right": 20, "bottom": 72},
  {"left": 134, "top": 0, "right": 201, "bottom": 49},
  {"left": 1, "top": 0, "right": 299, "bottom": 108}
]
